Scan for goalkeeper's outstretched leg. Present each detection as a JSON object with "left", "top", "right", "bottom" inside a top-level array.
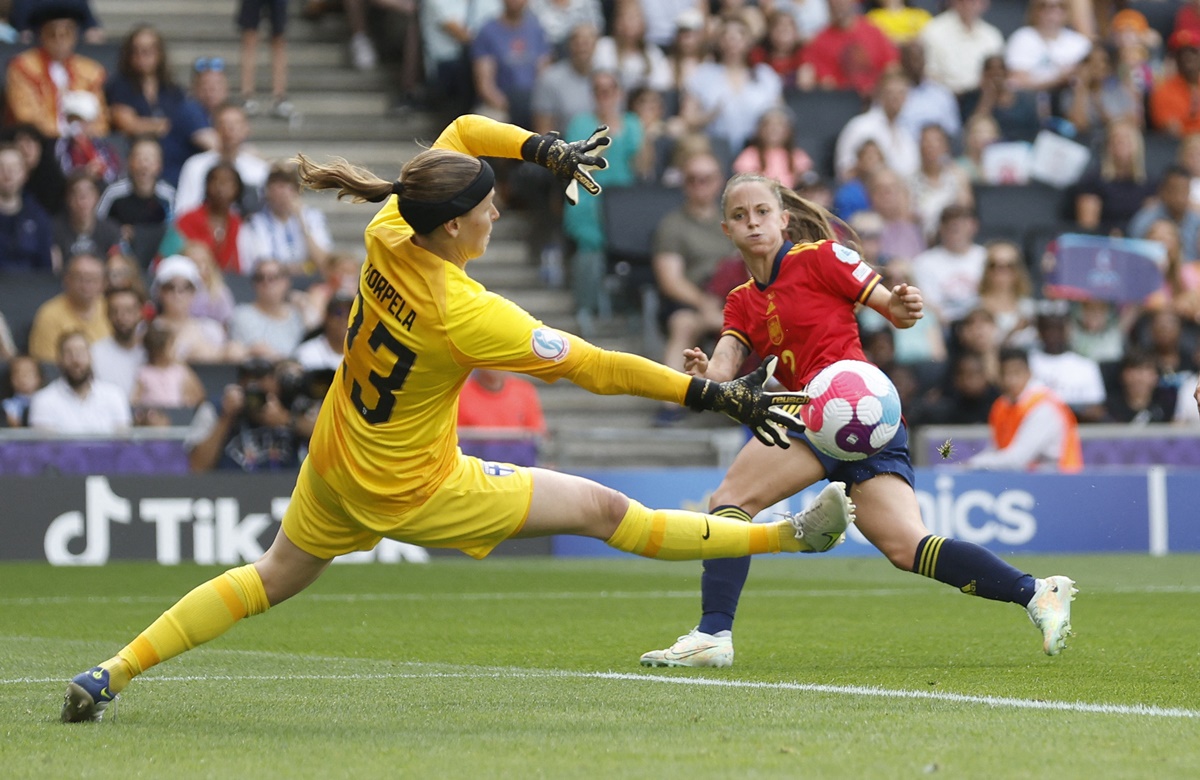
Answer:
[{"left": 514, "top": 468, "right": 853, "bottom": 560}]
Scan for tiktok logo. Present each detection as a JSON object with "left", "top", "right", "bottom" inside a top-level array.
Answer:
[{"left": 42, "top": 476, "right": 281, "bottom": 565}]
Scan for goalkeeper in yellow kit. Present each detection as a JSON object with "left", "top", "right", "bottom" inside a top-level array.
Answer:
[{"left": 60, "top": 114, "right": 856, "bottom": 723}]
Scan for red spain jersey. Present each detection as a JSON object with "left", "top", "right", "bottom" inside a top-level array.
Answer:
[{"left": 723, "top": 239, "right": 882, "bottom": 391}]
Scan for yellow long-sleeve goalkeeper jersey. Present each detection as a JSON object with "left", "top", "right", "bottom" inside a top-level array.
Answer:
[{"left": 307, "top": 114, "right": 693, "bottom": 513}]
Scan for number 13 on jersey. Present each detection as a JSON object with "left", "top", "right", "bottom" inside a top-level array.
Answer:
[{"left": 344, "top": 293, "right": 417, "bottom": 425}]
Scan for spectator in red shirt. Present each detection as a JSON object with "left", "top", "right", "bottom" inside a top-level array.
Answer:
[
  {"left": 1151, "top": 30, "right": 1200, "bottom": 137},
  {"left": 174, "top": 161, "right": 251, "bottom": 273},
  {"left": 799, "top": 0, "right": 899, "bottom": 96}
]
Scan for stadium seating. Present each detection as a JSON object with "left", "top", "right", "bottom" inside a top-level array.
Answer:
[
  {"left": 652, "top": 133, "right": 734, "bottom": 182},
  {"left": 0, "top": 274, "right": 64, "bottom": 355},
  {"left": 984, "top": 0, "right": 1029, "bottom": 38},
  {"left": 785, "top": 89, "right": 865, "bottom": 180},
  {"left": 191, "top": 362, "right": 239, "bottom": 406},
  {"left": 1144, "top": 131, "right": 1181, "bottom": 179},
  {"left": 973, "top": 182, "right": 1073, "bottom": 269},
  {"left": 225, "top": 272, "right": 255, "bottom": 304},
  {"left": 974, "top": 183, "right": 1075, "bottom": 290},
  {"left": 603, "top": 186, "right": 685, "bottom": 270},
  {"left": 602, "top": 185, "right": 685, "bottom": 351}
]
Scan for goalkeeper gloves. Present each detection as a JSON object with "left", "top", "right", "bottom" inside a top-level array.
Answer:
[
  {"left": 521, "top": 126, "right": 611, "bottom": 205},
  {"left": 683, "top": 356, "right": 809, "bottom": 449}
]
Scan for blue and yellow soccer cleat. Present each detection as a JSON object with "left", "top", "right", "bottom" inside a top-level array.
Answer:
[
  {"left": 61, "top": 666, "right": 117, "bottom": 723},
  {"left": 785, "top": 481, "right": 857, "bottom": 553}
]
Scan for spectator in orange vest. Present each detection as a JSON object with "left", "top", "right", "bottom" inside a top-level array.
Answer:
[
  {"left": 969, "top": 347, "right": 1083, "bottom": 472},
  {"left": 457, "top": 368, "right": 547, "bottom": 466},
  {"left": 1151, "top": 30, "right": 1200, "bottom": 137},
  {"left": 457, "top": 368, "right": 547, "bottom": 435}
]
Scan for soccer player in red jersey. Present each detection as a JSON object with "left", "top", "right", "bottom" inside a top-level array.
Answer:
[{"left": 640, "top": 172, "right": 1077, "bottom": 667}]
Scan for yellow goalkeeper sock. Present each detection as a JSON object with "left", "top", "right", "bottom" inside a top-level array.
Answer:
[
  {"left": 606, "top": 499, "right": 805, "bottom": 560},
  {"left": 101, "top": 564, "right": 270, "bottom": 693}
]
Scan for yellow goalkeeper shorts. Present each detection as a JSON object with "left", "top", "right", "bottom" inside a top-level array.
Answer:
[{"left": 282, "top": 454, "right": 534, "bottom": 560}]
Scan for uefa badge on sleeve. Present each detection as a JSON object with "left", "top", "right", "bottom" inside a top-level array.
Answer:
[
  {"left": 832, "top": 244, "right": 862, "bottom": 265},
  {"left": 531, "top": 328, "right": 570, "bottom": 362}
]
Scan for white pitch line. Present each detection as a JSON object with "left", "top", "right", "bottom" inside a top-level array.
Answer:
[
  {"left": 4, "top": 583, "right": 1200, "bottom": 608},
  {"left": 5, "top": 667, "right": 1197, "bottom": 720}
]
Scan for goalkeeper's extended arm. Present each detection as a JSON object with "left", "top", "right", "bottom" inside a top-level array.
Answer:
[{"left": 554, "top": 339, "right": 805, "bottom": 448}]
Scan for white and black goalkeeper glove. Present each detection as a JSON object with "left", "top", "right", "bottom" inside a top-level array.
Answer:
[
  {"left": 521, "top": 125, "right": 611, "bottom": 205},
  {"left": 683, "top": 356, "right": 809, "bottom": 448}
]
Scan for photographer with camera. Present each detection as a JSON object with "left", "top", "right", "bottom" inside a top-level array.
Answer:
[{"left": 184, "top": 357, "right": 327, "bottom": 472}]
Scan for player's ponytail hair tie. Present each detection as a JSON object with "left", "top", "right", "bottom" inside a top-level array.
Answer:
[{"left": 363, "top": 180, "right": 404, "bottom": 204}]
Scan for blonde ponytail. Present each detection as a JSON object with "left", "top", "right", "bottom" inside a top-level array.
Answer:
[{"left": 294, "top": 154, "right": 394, "bottom": 203}]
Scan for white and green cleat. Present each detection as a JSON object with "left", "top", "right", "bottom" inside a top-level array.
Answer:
[
  {"left": 1027, "top": 575, "right": 1078, "bottom": 656},
  {"left": 785, "top": 481, "right": 856, "bottom": 553},
  {"left": 639, "top": 628, "right": 733, "bottom": 668}
]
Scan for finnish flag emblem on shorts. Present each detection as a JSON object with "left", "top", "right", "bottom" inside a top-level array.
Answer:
[
  {"left": 482, "top": 462, "right": 516, "bottom": 476},
  {"left": 531, "top": 328, "right": 570, "bottom": 361}
]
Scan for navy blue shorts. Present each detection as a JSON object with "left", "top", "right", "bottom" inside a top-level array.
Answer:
[
  {"left": 238, "top": 0, "right": 288, "bottom": 35},
  {"left": 790, "top": 422, "right": 916, "bottom": 490}
]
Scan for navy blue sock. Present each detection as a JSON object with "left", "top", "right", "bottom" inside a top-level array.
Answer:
[
  {"left": 913, "top": 535, "right": 1037, "bottom": 606},
  {"left": 697, "top": 505, "right": 753, "bottom": 635}
]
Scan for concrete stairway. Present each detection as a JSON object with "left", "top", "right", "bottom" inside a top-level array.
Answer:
[{"left": 97, "top": 0, "right": 742, "bottom": 468}]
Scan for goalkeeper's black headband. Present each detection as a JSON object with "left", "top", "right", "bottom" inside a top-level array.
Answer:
[{"left": 392, "top": 159, "right": 495, "bottom": 235}]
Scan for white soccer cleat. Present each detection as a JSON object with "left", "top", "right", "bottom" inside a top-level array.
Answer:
[
  {"left": 785, "top": 481, "right": 856, "bottom": 553},
  {"left": 639, "top": 628, "right": 733, "bottom": 668},
  {"left": 1026, "top": 575, "right": 1077, "bottom": 656}
]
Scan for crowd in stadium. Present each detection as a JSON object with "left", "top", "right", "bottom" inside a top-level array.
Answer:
[{"left": 3, "top": 0, "right": 1200, "bottom": 468}]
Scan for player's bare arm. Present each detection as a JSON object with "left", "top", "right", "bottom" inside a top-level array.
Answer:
[
  {"left": 692, "top": 336, "right": 749, "bottom": 383},
  {"left": 867, "top": 281, "right": 923, "bottom": 329}
]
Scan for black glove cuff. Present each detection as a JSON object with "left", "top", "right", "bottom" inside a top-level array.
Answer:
[
  {"left": 684, "top": 377, "right": 714, "bottom": 412},
  {"left": 521, "top": 134, "right": 556, "bottom": 166}
]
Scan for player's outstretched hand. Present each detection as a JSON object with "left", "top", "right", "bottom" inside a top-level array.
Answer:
[
  {"left": 684, "top": 356, "right": 809, "bottom": 448},
  {"left": 889, "top": 283, "right": 924, "bottom": 328},
  {"left": 682, "top": 346, "right": 709, "bottom": 377},
  {"left": 521, "top": 126, "right": 611, "bottom": 205}
]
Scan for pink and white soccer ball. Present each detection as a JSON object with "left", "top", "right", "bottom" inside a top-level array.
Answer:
[{"left": 799, "top": 360, "right": 902, "bottom": 461}]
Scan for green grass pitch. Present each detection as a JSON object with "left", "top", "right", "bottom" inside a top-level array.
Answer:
[{"left": 3, "top": 554, "right": 1198, "bottom": 779}]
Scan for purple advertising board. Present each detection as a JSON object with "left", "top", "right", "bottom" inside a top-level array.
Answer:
[
  {"left": 916, "top": 427, "right": 1200, "bottom": 468},
  {"left": 1165, "top": 472, "right": 1200, "bottom": 552},
  {"left": 1041, "top": 233, "right": 1165, "bottom": 303}
]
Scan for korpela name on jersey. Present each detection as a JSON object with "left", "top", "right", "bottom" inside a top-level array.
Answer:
[{"left": 363, "top": 263, "right": 418, "bottom": 331}]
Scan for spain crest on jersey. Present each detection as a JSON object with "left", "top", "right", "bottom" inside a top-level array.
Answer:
[{"left": 767, "top": 315, "right": 784, "bottom": 345}]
